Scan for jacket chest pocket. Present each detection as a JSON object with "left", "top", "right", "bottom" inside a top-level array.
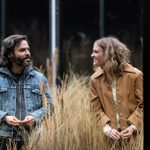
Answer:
[
  {"left": 31, "top": 88, "right": 42, "bottom": 106},
  {"left": 0, "top": 85, "right": 16, "bottom": 112},
  {"left": 24, "top": 84, "right": 42, "bottom": 109},
  {"left": 0, "top": 86, "right": 8, "bottom": 109}
]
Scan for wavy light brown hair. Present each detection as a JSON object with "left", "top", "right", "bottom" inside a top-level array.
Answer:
[{"left": 94, "top": 36, "right": 131, "bottom": 85}]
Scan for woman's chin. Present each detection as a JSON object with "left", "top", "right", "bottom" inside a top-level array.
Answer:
[{"left": 93, "top": 62, "right": 98, "bottom": 66}]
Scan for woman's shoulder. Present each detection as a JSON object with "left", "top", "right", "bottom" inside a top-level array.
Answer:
[{"left": 124, "top": 63, "right": 143, "bottom": 76}]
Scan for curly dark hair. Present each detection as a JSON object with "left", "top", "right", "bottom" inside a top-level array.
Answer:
[{"left": 0, "top": 34, "right": 28, "bottom": 66}]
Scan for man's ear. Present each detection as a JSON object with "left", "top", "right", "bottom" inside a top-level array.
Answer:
[{"left": 8, "top": 52, "right": 13, "bottom": 59}]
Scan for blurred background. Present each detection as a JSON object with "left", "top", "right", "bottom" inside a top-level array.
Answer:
[
  {"left": 1, "top": 1, "right": 149, "bottom": 148},
  {"left": 0, "top": 0, "right": 143, "bottom": 78}
]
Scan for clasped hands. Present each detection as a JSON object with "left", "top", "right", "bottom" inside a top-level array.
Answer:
[
  {"left": 105, "top": 126, "right": 134, "bottom": 140},
  {"left": 4, "top": 115, "right": 35, "bottom": 127}
]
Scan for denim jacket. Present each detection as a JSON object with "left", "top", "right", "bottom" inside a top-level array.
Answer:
[{"left": 0, "top": 66, "right": 53, "bottom": 138}]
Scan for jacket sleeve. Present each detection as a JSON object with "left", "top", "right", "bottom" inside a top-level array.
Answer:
[
  {"left": 127, "top": 71, "right": 143, "bottom": 130},
  {"left": 0, "top": 111, "right": 7, "bottom": 124},
  {"left": 29, "top": 76, "right": 54, "bottom": 125},
  {"left": 89, "top": 78, "right": 110, "bottom": 128}
]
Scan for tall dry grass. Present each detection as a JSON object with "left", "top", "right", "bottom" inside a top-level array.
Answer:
[{"left": 22, "top": 72, "right": 143, "bottom": 150}]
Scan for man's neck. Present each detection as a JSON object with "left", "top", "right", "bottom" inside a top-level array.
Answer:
[{"left": 11, "top": 64, "right": 24, "bottom": 74}]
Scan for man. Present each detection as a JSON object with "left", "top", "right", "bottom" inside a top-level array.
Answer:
[{"left": 0, "top": 34, "right": 53, "bottom": 149}]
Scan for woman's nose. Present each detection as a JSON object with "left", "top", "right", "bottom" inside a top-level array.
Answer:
[{"left": 91, "top": 52, "right": 94, "bottom": 57}]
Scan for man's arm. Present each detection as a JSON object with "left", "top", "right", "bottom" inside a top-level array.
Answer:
[{"left": 28, "top": 76, "right": 54, "bottom": 125}]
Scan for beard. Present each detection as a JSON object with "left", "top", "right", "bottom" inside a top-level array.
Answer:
[{"left": 14, "top": 57, "right": 32, "bottom": 67}]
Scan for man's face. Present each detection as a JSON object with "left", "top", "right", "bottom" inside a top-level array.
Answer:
[{"left": 12, "top": 40, "right": 32, "bottom": 67}]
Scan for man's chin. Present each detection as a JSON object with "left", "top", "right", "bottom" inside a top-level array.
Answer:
[{"left": 23, "top": 59, "right": 32, "bottom": 66}]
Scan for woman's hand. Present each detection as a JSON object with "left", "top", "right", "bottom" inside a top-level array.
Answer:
[
  {"left": 106, "top": 128, "right": 121, "bottom": 140},
  {"left": 120, "top": 126, "right": 135, "bottom": 139}
]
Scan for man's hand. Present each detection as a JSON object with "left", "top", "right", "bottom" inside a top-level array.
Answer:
[
  {"left": 21, "top": 115, "right": 35, "bottom": 127},
  {"left": 5, "top": 116, "right": 22, "bottom": 126},
  {"left": 120, "top": 126, "right": 134, "bottom": 139}
]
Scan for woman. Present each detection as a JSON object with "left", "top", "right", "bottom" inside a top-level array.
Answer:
[{"left": 89, "top": 36, "right": 143, "bottom": 149}]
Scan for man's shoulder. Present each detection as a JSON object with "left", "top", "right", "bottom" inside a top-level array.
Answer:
[
  {"left": 32, "top": 68, "right": 44, "bottom": 75},
  {"left": 31, "top": 67, "right": 46, "bottom": 78},
  {"left": 0, "top": 66, "right": 9, "bottom": 76}
]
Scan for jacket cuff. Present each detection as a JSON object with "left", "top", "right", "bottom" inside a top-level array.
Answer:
[
  {"left": 0, "top": 112, "right": 8, "bottom": 124},
  {"left": 130, "top": 124, "right": 137, "bottom": 131},
  {"left": 103, "top": 124, "right": 111, "bottom": 134}
]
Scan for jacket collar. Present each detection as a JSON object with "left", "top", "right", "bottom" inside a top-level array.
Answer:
[
  {"left": 124, "top": 64, "right": 136, "bottom": 73},
  {"left": 93, "top": 63, "right": 135, "bottom": 79},
  {"left": 0, "top": 66, "right": 34, "bottom": 80},
  {"left": 92, "top": 67, "right": 104, "bottom": 78}
]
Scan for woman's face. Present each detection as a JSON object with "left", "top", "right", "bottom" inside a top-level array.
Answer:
[{"left": 91, "top": 42, "right": 105, "bottom": 67}]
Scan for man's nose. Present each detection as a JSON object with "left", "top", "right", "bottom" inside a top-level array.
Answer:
[{"left": 25, "top": 49, "right": 30, "bottom": 56}]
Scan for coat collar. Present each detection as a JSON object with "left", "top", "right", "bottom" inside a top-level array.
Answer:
[
  {"left": 92, "top": 63, "right": 136, "bottom": 79},
  {"left": 124, "top": 64, "right": 137, "bottom": 73}
]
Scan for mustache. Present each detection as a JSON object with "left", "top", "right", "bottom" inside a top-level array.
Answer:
[
  {"left": 14, "top": 57, "right": 32, "bottom": 67},
  {"left": 24, "top": 56, "right": 32, "bottom": 60}
]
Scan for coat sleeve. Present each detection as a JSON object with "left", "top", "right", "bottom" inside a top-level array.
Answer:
[
  {"left": 89, "top": 78, "right": 110, "bottom": 128},
  {"left": 127, "top": 71, "right": 143, "bottom": 130}
]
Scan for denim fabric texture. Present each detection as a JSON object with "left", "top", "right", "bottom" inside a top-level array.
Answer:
[{"left": 0, "top": 66, "right": 53, "bottom": 138}]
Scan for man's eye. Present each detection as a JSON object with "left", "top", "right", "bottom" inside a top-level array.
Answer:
[{"left": 19, "top": 49, "right": 24, "bottom": 52}]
